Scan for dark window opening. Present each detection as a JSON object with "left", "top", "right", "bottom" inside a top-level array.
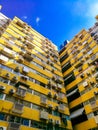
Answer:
[
  {"left": 68, "top": 91, "right": 80, "bottom": 103},
  {"left": 72, "top": 114, "right": 87, "bottom": 126},
  {"left": 60, "top": 53, "right": 69, "bottom": 63},
  {"left": 62, "top": 61, "right": 72, "bottom": 73},
  {"left": 70, "top": 104, "right": 83, "bottom": 113},
  {"left": 64, "top": 72, "right": 75, "bottom": 86}
]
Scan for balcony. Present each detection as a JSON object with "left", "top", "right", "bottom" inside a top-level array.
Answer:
[
  {"left": 58, "top": 93, "right": 64, "bottom": 100},
  {"left": 83, "top": 81, "right": 89, "bottom": 88},
  {"left": 57, "top": 84, "right": 62, "bottom": 89},
  {"left": 53, "top": 93, "right": 58, "bottom": 99},
  {"left": 52, "top": 75, "right": 56, "bottom": 81},
  {"left": 95, "top": 75, "right": 98, "bottom": 81},
  {"left": 16, "top": 85, "right": 27, "bottom": 97},
  {"left": 1, "top": 47, "right": 14, "bottom": 58},
  {"left": 0, "top": 54, "right": 9, "bottom": 63},
  {"left": 40, "top": 111, "right": 48, "bottom": 120},
  {"left": 94, "top": 115, "right": 98, "bottom": 124},
  {"left": 58, "top": 104, "right": 65, "bottom": 112},
  {"left": 24, "top": 40, "right": 34, "bottom": 49},
  {"left": 23, "top": 52, "right": 33, "bottom": 62},
  {"left": 55, "top": 120, "right": 61, "bottom": 126},
  {"left": 90, "top": 101, "right": 98, "bottom": 110},
  {"left": 0, "top": 86, "right": 5, "bottom": 91},
  {"left": 22, "top": 67, "right": 29, "bottom": 74},
  {"left": 11, "top": 76, "right": 18, "bottom": 83},
  {"left": 16, "top": 20, "right": 26, "bottom": 28},
  {"left": 55, "top": 78, "right": 63, "bottom": 84},
  {"left": 40, "top": 96, "right": 47, "bottom": 105},
  {"left": 14, "top": 67, "right": 20, "bottom": 72},
  {"left": 20, "top": 75, "right": 28, "bottom": 81},
  {"left": 17, "top": 55, "right": 24, "bottom": 63},
  {"left": 47, "top": 92, "right": 52, "bottom": 98},
  {"left": 8, "top": 122, "right": 20, "bottom": 130},
  {"left": 4, "top": 73, "right": 10, "bottom": 78},
  {"left": 12, "top": 102, "right": 24, "bottom": 114}
]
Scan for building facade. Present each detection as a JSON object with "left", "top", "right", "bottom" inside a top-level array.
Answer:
[
  {"left": 59, "top": 27, "right": 98, "bottom": 130},
  {"left": 0, "top": 13, "right": 72, "bottom": 130}
]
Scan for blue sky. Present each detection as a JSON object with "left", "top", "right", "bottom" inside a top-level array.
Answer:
[{"left": 0, "top": 0, "right": 98, "bottom": 49}]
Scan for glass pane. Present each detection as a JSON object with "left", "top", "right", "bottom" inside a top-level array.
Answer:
[{"left": 0, "top": 93, "right": 4, "bottom": 99}]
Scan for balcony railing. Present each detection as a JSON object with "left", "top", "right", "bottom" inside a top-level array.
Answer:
[
  {"left": 58, "top": 104, "right": 65, "bottom": 112},
  {"left": 16, "top": 85, "right": 27, "bottom": 97},
  {"left": 40, "top": 96, "right": 47, "bottom": 105},
  {"left": 8, "top": 122, "right": 20, "bottom": 130},
  {"left": 12, "top": 102, "right": 24, "bottom": 114},
  {"left": 40, "top": 111, "right": 48, "bottom": 120}
]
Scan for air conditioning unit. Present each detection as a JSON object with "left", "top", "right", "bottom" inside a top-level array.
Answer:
[
  {"left": 55, "top": 120, "right": 61, "bottom": 125},
  {"left": 94, "top": 115, "right": 98, "bottom": 124},
  {"left": 53, "top": 93, "right": 58, "bottom": 99},
  {"left": 12, "top": 76, "right": 18, "bottom": 82},
  {"left": 48, "top": 104, "right": 53, "bottom": 109},
  {"left": 0, "top": 126, "right": 7, "bottom": 130},
  {"left": 94, "top": 91, "right": 98, "bottom": 95},
  {"left": 9, "top": 89, "right": 15, "bottom": 94},
  {"left": 47, "top": 92, "right": 52, "bottom": 97},
  {"left": 55, "top": 106, "right": 58, "bottom": 111},
  {"left": 85, "top": 55, "right": 89, "bottom": 59},
  {"left": 80, "top": 74, "right": 85, "bottom": 78},
  {"left": 0, "top": 86, "right": 5, "bottom": 91},
  {"left": 90, "top": 81, "right": 95, "bottom": 85},
  {"left": 5, "top": 73, "right": 10, "bottom": 77},
  {"left": 83, "top": 81, "right": 88, "bottom": 87},
  {"left": 83, "top": 50, "right": 86, "bottom": 54},
  {"left": 48, "top": 119, "right": 54, "bottom": 124},
  {"left": 91, "top": 68, "right": 95, "bottom": 73},
  {"left": 40, "top": 111, "right": 48, "bottom": 120},
  {"left": 95, "top": 83, "right": 98, "bottom": 88},
  {"left": 78, "top": 67, "right": 82, "bottom": 72},
  {"left": 20, "top": 75, "right": 28, "bottom": 81},
  {"left": 52, "top": 69, "right": 54, "bottom": 73},
  {"left": 22, "top": 67, "right": 29, "bottom": 74},
  {"left": 40, "top": 97, "right": 47, "bottom": 105},
  {"left": 14, "top": 66, "right": 20, "bottom": 72},
  {"left": 95, "top": 75, "right": 98, "bottom": 81},
  {"left": 86, "top": 72, "right": 90, "bottom": 76}
]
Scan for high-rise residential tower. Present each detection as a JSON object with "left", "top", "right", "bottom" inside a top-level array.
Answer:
[
  {"left": 59, "top": 27, "right": 98, "bottom": 130},
  {"left": 0, "top": 13, "right": 72, "bottom": 130}
]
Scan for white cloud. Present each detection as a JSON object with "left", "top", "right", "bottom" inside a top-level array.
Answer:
[
  {"left": 86, "top": 2, "right": 98, "bottom": 18},
  {"left": 22, "top": 16, "right": 27, "bottom": 19},
  {"left": 0, "top": 5, "right": 2, "bottom": 10},
  {"left": 72, "top": 0, "right": 98, "bottom": 18},
  {"left": 36, "top": 17, "right": 40, "bottom": 26}
]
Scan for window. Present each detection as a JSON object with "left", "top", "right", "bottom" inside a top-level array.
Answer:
[
  {"left": 53, "top": 111, "right": 60, "bottom": 116},
  {"left": 9, "top": 81, "right": 16, "bottom": 86},
  {"left": 0, "top": 93, "right": 4, "bottom": 100},
  {"left": 0, "top": 77, "right": 9, "bottom": 84},
  {"left": 0, "top": 113, "right": 7, "bottom": 121},
  {"left": 24, "top": 101, "right": 31, "bottom": 108},
  {"left": 83, "top": 100, "right": 89, "bottom": 106},
  {"left": 5, "top": 95, "right": 15, "bottom": 102},
  {"left": 87, "top": 113, "right": 94, "bottom": 119},
  {"left": 0, "top": 64, "right": 12, "bottom": 72},
  {"left": 21, "top": 118, "right": 29, "bottom": 126},
  {"left": 32, "top": 104, "right": 40, "bottom": 110}
]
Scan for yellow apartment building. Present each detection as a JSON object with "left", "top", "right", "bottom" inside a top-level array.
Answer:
[
  {"left": 59, "top": 25, "right": 98, "bottom": 130},
  {"left": 0, "top": 13, "right": 72, "bottom": 130}
]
